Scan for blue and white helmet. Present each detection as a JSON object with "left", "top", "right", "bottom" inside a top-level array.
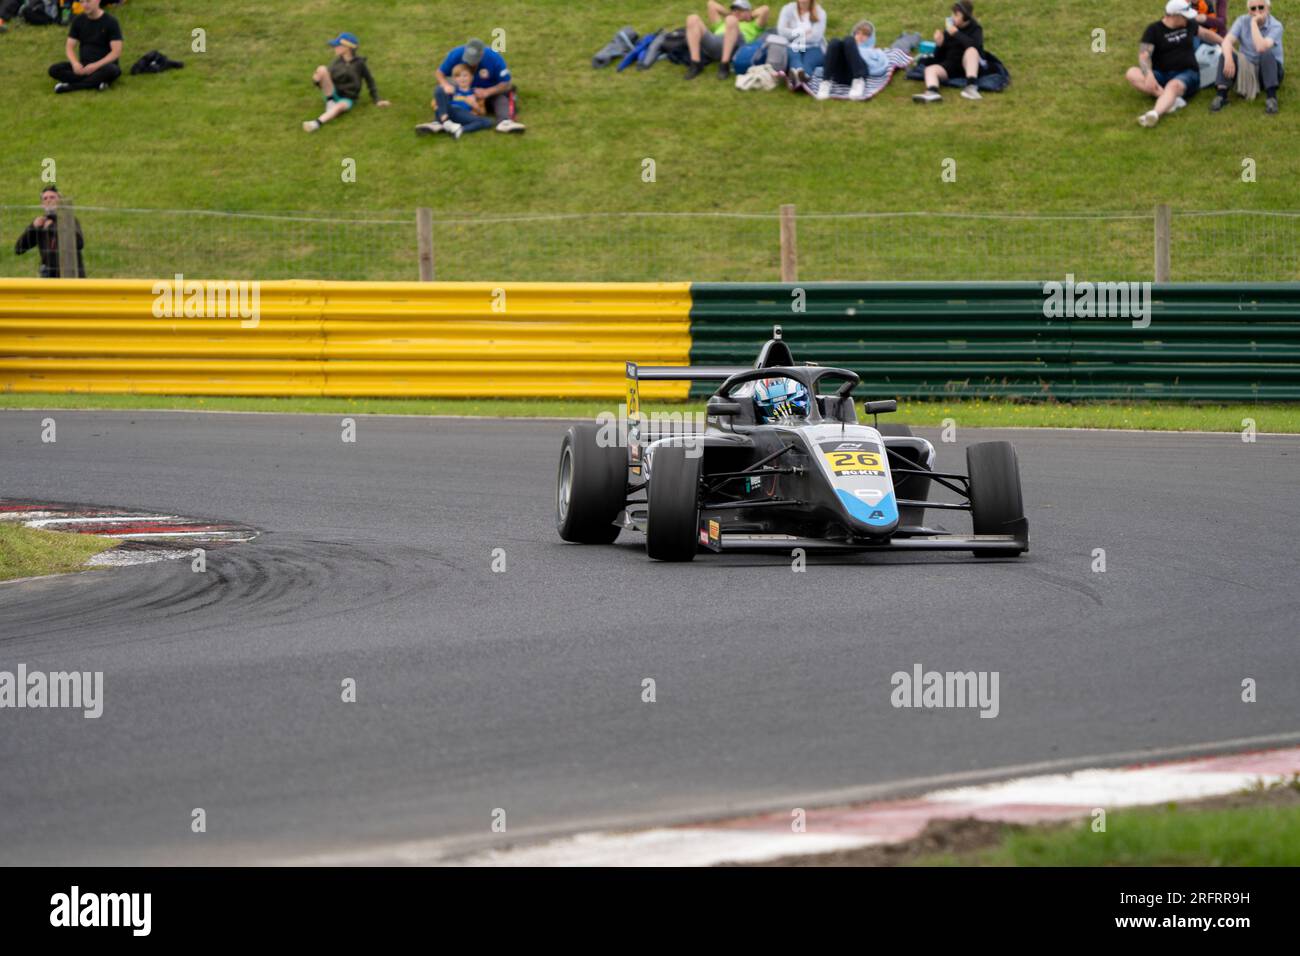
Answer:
[{"left": 753, "top": 377, "right": 810, "bottom": 422}]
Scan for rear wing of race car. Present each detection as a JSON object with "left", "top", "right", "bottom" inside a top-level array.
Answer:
[
  {"left": 624, "top": 361, "right": 751, "bottom": 421},
  {"left": 625, "top": 326, "right": 789, "bottom": 418}
]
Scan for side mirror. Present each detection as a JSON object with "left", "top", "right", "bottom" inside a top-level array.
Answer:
[
  {"left": 862, "top": 400, "right": 898, "bottom": 415},
  {"left": 706, "top": 399, "right": 743, "bottom": 418}
]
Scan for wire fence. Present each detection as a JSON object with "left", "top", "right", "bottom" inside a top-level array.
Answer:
[{"left": 2, "top": 205, "right": 1298, "bottom": 282}]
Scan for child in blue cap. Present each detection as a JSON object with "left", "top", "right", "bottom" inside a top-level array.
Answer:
[{"left": 304, "top": 32, "right": 390, "bottom": 131}]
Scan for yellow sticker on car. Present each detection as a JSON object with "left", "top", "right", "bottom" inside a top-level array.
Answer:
[{"left": 824, "top": 450, "right": 883, "bottom": 474}]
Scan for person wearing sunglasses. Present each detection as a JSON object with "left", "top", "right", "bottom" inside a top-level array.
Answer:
[{"left": 1211, "top": 0, "right": 1284, "bottom": 113}]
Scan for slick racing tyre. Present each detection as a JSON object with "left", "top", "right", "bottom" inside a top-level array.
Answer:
[
  {"left": 556, "top": 423, "right": 625, "bottom": 544},
  {"left": 966, "top": 440, "right": 1025, "bottom": 558},
  {"left": 645, "top": 444, "right": 701, "bottom": 562}
]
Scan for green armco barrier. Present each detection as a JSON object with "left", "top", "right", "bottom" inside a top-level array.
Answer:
[{"left": 688, "top": 283, "right": 1300, "bottom": 401}]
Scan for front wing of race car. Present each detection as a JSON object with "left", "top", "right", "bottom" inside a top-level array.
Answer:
[{"left": 698, "top": 529, "right": 1030, "bottom": 553}]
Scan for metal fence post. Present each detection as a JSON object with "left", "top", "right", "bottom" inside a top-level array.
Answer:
[
  {"left": 416, "top": 207, "right": 434, "bottom": 281},
  {"left": 779, "top": 204, "right": 798, "bottom": 282},
  {"left": 1154, "top": 204, "right": 1172, "bottom": 283},
  {"left": 56, "top": 197, "right": 78, "bottom": 279}
]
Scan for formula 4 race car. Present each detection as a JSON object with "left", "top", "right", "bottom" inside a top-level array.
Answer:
[{"left": 555, "top": 328, "right": 1028, "bottom": 562}]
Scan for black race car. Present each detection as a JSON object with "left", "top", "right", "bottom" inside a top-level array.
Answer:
[{"left": 556, "top": 329, "right": 1028, "bottom": 562}]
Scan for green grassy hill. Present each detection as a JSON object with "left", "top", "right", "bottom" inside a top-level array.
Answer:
[{"left": 3, "top": 0, "right": 1296, "bottom": 280}]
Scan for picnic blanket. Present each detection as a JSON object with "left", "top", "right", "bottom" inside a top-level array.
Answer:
[{"left": 798, "top": 48, "right": 914, "bottom": 101}]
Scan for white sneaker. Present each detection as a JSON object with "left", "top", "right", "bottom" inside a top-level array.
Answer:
[
  {"left": 1137, "top": 110, "right": 1160, "bottom": 127},
  {"left": 1171, "top": 96, "right": 1187, "bottom": 113},
  {"left": 961, "top": 84, "right": 982, "bottom": 100},
  {"left": 414, "top": 121, "right": 444, "bottom": 135},
  {"left": 814, "top": 81, "right": 832, "bottom": 100},
  {"left": 849, "top": 78, "right": 866, "bottom": 99},
  {"left": 302, "top": 119, "right": 321, "bottom": 132},
  {"left": 442, "top": 119, "right": 464, "bottom": 139},
  {"left": 912, "top": 90, "right": 942, "bottom": 103},
  {"left": 495, "top": 118, "right": 526, "bottom": 133}
]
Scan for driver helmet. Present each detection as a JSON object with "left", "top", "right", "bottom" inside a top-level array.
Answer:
[{"left": 753, "top": 376, "right": 810, "bottom": 423}]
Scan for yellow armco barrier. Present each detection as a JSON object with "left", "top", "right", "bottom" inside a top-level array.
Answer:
[{"left": 0, "top": 279, "right": 693, "bottom": 399}]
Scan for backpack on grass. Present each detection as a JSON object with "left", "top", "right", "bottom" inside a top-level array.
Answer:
[{"left": 21, "top": 0, "right": 64, "bottom": 24}]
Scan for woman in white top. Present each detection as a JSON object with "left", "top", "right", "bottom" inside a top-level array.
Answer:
[{"left": 777, "top": 0, "right": 829, "bottom": 85}]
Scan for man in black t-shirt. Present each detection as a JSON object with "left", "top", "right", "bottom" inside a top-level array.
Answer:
[
  {"left": 1126, "top": 1, "right": 1223, "bottom": 126},
  {"left": 47, "top": 0, "right": 123, "bottom": 94}
]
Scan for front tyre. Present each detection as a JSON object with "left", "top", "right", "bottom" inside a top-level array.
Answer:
[
  {"left": 966, "top": 441, "right": 1026, "bottom": 558},
  {"left": 645, "top": 444, "right": 701, "bottom": 562},
  {"left": 556, "top": 424, "right": 625, "bottom": 544}
]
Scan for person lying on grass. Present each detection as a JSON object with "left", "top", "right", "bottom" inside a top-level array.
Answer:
[
  {"left": 416, "top": 63, "right": 496, "bottom": 139},
  {"left": 815, "top": 20, "right": 890, "bottom": 99},
  {"left": 1127, "top": 1, "right": 1223, "bottom": 127},
  {"left": 683, "top": 0, "right": 770, "bottom": 80},
  {"left": 913, "top": 0, "right": 986, "bottom": 102},
  {"left": 303, "top": 32, "right": 390, "bottom": 132},
  {"left": 1210, "top": 0, "right": 1284, "bottom": 114}
]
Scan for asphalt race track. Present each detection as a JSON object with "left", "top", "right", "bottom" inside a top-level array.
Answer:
[{"left": 1, "top": 410, "right": 1298, "bottom": 864}]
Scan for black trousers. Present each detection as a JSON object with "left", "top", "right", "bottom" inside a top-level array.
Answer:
[
  {"left": 823, "top": 37, "right": 869, "bottom": 84},
  {"left": 49, "top": 61, "right": 122, "bottom": 90},
  {"left": 1216, "top": 48, "right": 1284, "bottom": 94}
]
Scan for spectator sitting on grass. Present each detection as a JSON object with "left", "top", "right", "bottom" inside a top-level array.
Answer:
[
  {"left": 913, "top": 1, "right": 986, "bottom": 102},
  {"left": 684, "top": 0, "right": 771, "bottom": 80},
  {"left": 417, "top": 63, "right": 496, "bottom": 139},
  {"left": 48, "top": 0, "right": 120, "bottom": 93},
  {"left": 1127, "top": 1, "right": 1224, "bottom": 127},
  {"left": 1210, "top": 0, "right": 1284, "bottom": 114},
  {"left": 1193, "top": 0, "right": 1231, "bottom": 44},
  {"left": 776, "top": 0, "right": 828, "bottom": 88},
  {"left": 14, "top": 186, "right": 85, "bottom": 278},
  {"left": 418, "top": 38, "right": 525, "bottom": 135},
  {"left": 303, "top": 32, "right": 390, "bottom": 132},
  {"left": 816, "top": 20, "right": 890, "bottom": 99}
]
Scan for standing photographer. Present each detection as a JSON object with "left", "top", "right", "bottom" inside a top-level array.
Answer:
[{"left": 14, "top": 186, "right": 86, "bottom": 278}]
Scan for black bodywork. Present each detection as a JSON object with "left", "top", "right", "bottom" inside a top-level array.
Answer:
[{"left": 620, "top": 332, "right": 1029, "bottom": 556}]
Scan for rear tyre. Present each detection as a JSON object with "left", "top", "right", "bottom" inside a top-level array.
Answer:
[
  {"left": 556, "top": 424, "right": 625, "bottom": 544},
  {"left": 966, "top": 441, "right": 1025, "bottom": 558},
  {"left": 645, "top": 444, "right": 701, "bottom": 562}
]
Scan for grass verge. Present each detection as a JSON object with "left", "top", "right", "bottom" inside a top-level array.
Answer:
[
  {"left": 738, "top": 778, "right": 1300, "bottom": 866},
  {"left": 919, "top": 782, "right": 1300, "bottom": 867},
  {"left": 0, "top": 524, "right": 118, "bottom": 582},
  {"left": 1, "top": 393, "right": 1298, "bottom": 433}
]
